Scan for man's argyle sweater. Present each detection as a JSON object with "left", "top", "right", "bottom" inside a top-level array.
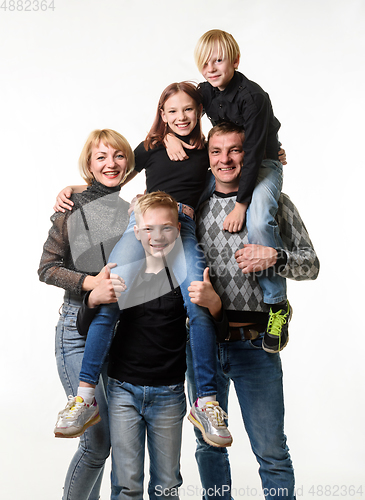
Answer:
[{"left": 196, "top": 192, "right": 320, "bottom": 315}]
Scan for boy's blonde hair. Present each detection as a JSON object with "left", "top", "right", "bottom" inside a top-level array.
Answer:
[
  {"left": 79, "top": 129, "right": 135, "bottom": 185},
  {"left": 134, "top": 191, "right": 179, "bottom": 225},
  {"left": 194, "top": 29, "right": 240, "bottom": 72}
]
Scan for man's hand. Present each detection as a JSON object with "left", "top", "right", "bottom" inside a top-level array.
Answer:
[
  {"left": 87, "top": 264, "right": 126, "bottom": 308},
  {"left": 188, "top": 267, "right": 222, "bottom": 320},
  {"left": 164, "top": 133, "right": 194, "bottom": 161},
  {"left": 235, "top": 244, "right": 277, "bottom": 273},
  {"left": 223, "top": 202, "right": 249, "bottom": 233}
]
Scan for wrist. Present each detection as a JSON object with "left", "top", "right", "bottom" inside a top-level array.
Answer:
[
  {"left": 209, "top": 296, "right": 223, "bottom": 321},
  {"left": 82, "top": 275, "right": 95, "bottom": 292}
]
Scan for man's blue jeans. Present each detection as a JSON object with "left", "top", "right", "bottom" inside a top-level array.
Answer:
[
  {"left": 80, "top": 209, "right": 218, "bottom": 398},
  {"left": 186, "top": 335, "right": 296, "bottom": 500},
  {"left": 108, "top": 378, "right": 186, "bottom": 500},
  {"left": 55, "top": 292, "right": 110, "bottom": 500}
]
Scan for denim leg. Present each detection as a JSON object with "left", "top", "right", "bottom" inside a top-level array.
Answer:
[
  {"left": 108, "top": 211, "right": 147, "bottom": 309},
  {"left": 186, "top": 341, "right": 232, "bottom": 500},
  {"left": 79, "top": 302, "right": 120, "bottom": 385},
  {"left": 173, "top": 214, "right": 217, "bottom": 398},
  {"left": 219, "top": 338, "right": 295, "bottom": 500},
  {"left": 55, "top": 296, "right": 110, "bottom": 500},
  {"left": 246, "top": 160, "right": 286, "bottom": 304},
  {"left": 146, "top": 384, "right": 186, "bottom": 500},
  {"left": 108, "top": 379, "right": 146, "bottom": 500},
  {"left": 108, "top": 379, "right": 186, "bottom": 500}
]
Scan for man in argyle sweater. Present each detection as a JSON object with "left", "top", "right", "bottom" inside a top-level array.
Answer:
[{"left": 186, "top": 122, "right": 319, "bottom": 500}]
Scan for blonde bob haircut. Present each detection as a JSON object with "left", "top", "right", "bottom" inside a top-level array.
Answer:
[
  {"left": 134, "top": 191, "right": 179, "bottom": 226},
  {"left": 194, "top": 29, "right": 240, "bottom": 73},
  {"left": 79, "top": 129, "right": 135, "bottom": 185}
]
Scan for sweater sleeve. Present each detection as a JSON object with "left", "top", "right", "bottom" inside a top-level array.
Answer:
[
  {"left": 76, "top": 291, "right": 99, "bottom": 336},
  {"left": 276, "top": 195, "right": 320, "bottom": 281},
  {"left": 37, "top": 210, "right": 88, "bottom": 294}
]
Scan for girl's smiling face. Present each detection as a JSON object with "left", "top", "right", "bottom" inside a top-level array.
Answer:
[
  {"left": 160, "top": 91, "right": 201, "bottom": 137},
  {"left": 88, "top": 141, "right": 128, "bottom": 187}
]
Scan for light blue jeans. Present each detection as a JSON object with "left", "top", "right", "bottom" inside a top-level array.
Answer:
[
  {"left": 79, "top": 209, "right": 218, "bottom": 398},
  {"left": 108, "top": 378, "right": 186, "bottom": 500},
  {"left": 56, "top": 292, "right": 110, "bottom": 500},
  {"left": 246, "top": 160, "right": 286, "bottom": 304},
  {"left": 186, "top": 335, "right": 296, "bottom": 500}
]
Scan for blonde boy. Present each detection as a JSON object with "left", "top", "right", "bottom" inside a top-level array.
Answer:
[{"left": 194, "top": 29, "right": 291, "bottom": 352}]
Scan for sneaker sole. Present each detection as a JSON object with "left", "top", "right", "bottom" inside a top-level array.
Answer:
[
  {"left": 262, "top": 304, "right": 293, "bottom": 354},
  {"left": 262, "top": 334, "right": 289, "bottom": 354},
  {"left": 54, "top": 413, "right": 101, "bottom": 439},
  {"left": 187, "top": 411, "right": 232, "bottom": 448}
]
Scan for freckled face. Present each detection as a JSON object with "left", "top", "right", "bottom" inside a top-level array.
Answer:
[{"left": 88, "top": 141, "right": 128, "bottom": 187}]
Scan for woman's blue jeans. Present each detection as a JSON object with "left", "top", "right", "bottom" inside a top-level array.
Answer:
[
  {"left": 55, "top": 292, "right": 110, "bottom": 500},
  {"left": 246, "top": 160, "right": 286, "bottom": 304},
  {"left": 79, "top": 209, "right": 218, "bottom": 398},
  {"left": 186, "top": 337, "right": 296, "bottom": 500},
  {"left": 108, "top": 378, "right": 186, "bottom": 500}
]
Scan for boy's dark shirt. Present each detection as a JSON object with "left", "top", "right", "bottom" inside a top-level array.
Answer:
[
  {"left": 198, "top": 70, "right": 281, "bottom": 205},
  {"left": 77, "top": 267, "right": 187, "bottom": 387}
]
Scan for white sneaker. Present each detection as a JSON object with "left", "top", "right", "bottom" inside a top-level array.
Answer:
[
  {"left": 188, "top": 400, "right": 233, "bottom": 447},
  {"left": 54, "top": 396, "right": 101, "bottom": 438}
]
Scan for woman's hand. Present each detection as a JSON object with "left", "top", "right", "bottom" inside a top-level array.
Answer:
[
  {"left": 82, "top": 263, "right": 126, "bottom": 295},
  {"left": 188, "top": 267, "right": 223, "bottom": 320},
  {"left": 223, "top": 202, "right": 248, "bottom": 233},
  {"left": 164, "top": 133, "right": 194, "bottom": 161}
]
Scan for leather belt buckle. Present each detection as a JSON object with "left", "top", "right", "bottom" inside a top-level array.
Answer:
[{"left": 225, "top": 325, "right": 262, "bottom": 342}]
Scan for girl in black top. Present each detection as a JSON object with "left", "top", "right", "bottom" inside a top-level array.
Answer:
[{"left": 57, "top": 83, "right": 232, "bottom": 448}]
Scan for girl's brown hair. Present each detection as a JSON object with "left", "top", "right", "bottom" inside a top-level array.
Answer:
[{"left": 144, "top": 82, "right": 205, "bottom": 151}]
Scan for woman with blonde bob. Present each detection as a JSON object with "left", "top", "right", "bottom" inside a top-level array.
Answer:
[{"left": 38, "top": 128, "right": 133, "bottom": 500}]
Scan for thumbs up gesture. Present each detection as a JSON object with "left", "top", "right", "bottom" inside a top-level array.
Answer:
[
  {"left": 88, "top": 263, "right": 126, "bottom": 308},
  {"left": 188, "top": 267, "right": 223, "bottom": 320}
]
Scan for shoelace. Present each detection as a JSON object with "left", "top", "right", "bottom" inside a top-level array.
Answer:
[
  {"left": 267, "top": 309, "right": 288, "bottom": 337},
  {"left": 204, "top": 402, "right": 228, "bottom": 428},
  {"left": 57, "top": 395, "right": 76, "bottom": 418}
]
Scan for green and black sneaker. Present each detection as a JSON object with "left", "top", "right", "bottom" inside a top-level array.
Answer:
[{"left": 263, "top": 301, "right": 292, "bottom": 353}]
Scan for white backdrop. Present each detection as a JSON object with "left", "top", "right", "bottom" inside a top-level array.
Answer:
[{"left": 1, "top": 1, "right": 364, "bottom": 499}]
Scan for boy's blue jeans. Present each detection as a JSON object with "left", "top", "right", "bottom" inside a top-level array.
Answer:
[
  {"left": 79, "top": 209, "right": 218, "bottom": 399},
  {"left": 108, "top": 378, "right": 186, "bottom": 500},
  {"left": 186, "top": 337, "right": 296, "bottom": 500},
  {"left": 246, "top": 159, "right": 286, "bottom": 304}
]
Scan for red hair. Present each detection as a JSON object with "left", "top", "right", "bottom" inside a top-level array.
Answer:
[{"left": 144, "top": 82, "right": 205, "bottom": 150}]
